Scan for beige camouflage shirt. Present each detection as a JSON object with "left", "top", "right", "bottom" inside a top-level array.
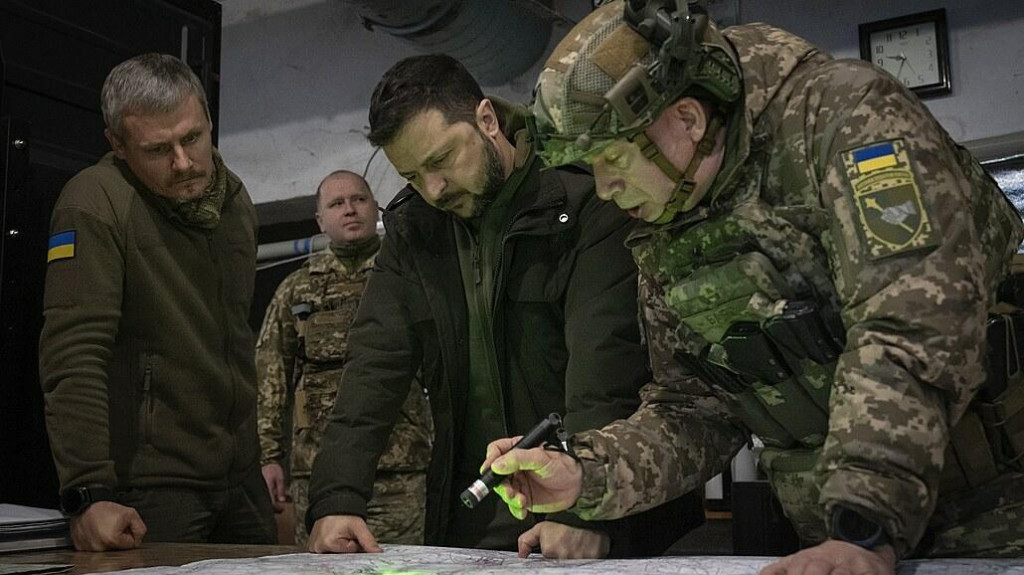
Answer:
[
  {"left": 256, "top": 247, "right": 432, "bottom": 478},
  {"left": 570, "top": 24, "right": 1024, "bottom": 557}
]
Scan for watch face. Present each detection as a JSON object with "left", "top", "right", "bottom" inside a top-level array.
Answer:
[
  {"left": 831, "top": 506, "right": 888, "bottom": 549},
  {"left": 869, "top": 22, "right": 941, "bottom": 89},
  {"left": 60, "top": 487, "right": 86, "bottom": 515}
]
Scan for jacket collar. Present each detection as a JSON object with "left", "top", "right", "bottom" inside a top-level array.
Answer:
[
  {"left": 705, "top": 24, "right": 822, "bottom": 205},
  {"left": 108, "top": 148, "right": 241, "bottom": 223},
  {"left": 383, "top": 150, "right": 582, "bottom": 251},
  {"left": 305, "top": 249, "right": 375, "bottom": 275}
]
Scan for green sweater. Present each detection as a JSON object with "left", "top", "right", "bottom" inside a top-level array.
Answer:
[{"left": 39, "top": 151, "right": 259, "bottom": 492}]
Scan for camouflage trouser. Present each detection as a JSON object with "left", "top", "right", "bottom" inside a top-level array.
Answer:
[
  {"left": 921, "top": 471, "right": 1024, "bottom": 558},
  {"left": 292, "top": 470, "right": 427, "bottom": 547}
]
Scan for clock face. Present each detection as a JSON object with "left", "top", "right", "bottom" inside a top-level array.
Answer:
[{"left": 868, "top": 22, "right": 942, "bottom": 89}]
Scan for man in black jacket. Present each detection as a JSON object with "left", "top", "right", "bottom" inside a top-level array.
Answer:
[{"left": 306, "top": 54, "right": 702, "bottom": 558}]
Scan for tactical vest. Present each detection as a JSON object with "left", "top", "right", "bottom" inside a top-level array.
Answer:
[
  {"left": 291, "top": 269, "right": 368, "bottom": 431},
  {"left": 634, "top": 199, "right": 1024, "bottom": 541},
  {"left": 284, "top": 259, "right": 372, "bottom": 476}
]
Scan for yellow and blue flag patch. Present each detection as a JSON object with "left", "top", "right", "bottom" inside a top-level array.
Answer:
[
  {"left": 851, "top": 142, "right": 898, "bottom": 173},
  {"left": 47, "top": 230, "right": 76, "bottom": 263}
]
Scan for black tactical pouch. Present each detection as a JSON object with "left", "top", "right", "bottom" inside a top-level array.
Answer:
[
  {"left": 943, "top": 303, "right": 1024, "bottom": 491},
  {"left": 718, "top": 321, "right": 828, "bottom": 447},
  {"left": 977, "top": 310, "right": 1024, "bottom": 473}
]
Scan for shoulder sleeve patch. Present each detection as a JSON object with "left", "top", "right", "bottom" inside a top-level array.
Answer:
[
  {"left": 841, "top": 139, "right": 938, "bottom": 260},
  {"left": 47, "top": 230, "right": 77, "bottom": 263}
]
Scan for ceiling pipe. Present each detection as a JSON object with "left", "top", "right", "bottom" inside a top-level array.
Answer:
[{"left": 340, "top": 0, "right": 553, "bottom": 86}]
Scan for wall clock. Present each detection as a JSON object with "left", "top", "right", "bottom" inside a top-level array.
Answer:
[{"left": 859, "top": 9, "right": 951, "bottom": 98}]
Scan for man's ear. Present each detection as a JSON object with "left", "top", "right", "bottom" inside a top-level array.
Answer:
[
  {"left": 315, "top": 210, "right": 326, "bottom": 234},
  {"left": 670, "top": 98, "right": 708, "bottom": 145},
  {"left": 475, "top": 98, "right": 500, "bottom": 139},
  {"left": 105, "top": 129, "right": 127, "bottom": 159}
]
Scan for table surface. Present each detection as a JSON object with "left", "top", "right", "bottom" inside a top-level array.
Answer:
[
  {"left": 0, "top": 543, "right": 302, "bottom": 574},
  {"left": 4, "top": 543, "right": 1024, "bottom": 575}
]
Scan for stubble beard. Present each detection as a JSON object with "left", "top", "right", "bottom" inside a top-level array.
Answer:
[{"left": 169, "top": 170, "right": 212, "bottom": 202}]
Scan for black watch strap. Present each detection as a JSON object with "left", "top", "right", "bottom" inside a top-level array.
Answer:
[
  {"left": 59, "top": 485, "right": 115, "bottom": 516},
  {"left": 829, "top": 505, "right": 890, "bottom": 550}
]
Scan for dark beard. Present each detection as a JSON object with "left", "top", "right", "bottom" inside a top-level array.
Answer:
[{"left": 465, "top": 132, "right": 506, "bottom": 218}]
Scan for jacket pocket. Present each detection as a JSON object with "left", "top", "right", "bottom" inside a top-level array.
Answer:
[
  {"left": 226, "top": 227, "right": 256, "bottom": 304},
  {"left": 305, "top": 307, "right": 357, "bottom": 363},
  {"left": 291, "top": 369, "right": 342, "bottom": 475},
  {"left": 140, "top": 354, "right": 154, "bottom": 444}
]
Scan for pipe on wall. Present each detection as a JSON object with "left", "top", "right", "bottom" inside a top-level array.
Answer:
[{"left": 341, "top": 0, "right": 553, "bottom": 86}]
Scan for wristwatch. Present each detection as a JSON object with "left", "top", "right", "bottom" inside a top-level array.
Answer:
[
  {"left": 829, "top": 505, "right": 890, "bottom": 550},
  {"left": 59, "top": 485, "right": 114, "bottom": 516}
]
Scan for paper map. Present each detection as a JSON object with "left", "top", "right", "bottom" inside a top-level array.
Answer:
[{"left": 89, "top": 545, "right": 1024, "bottom": 575}]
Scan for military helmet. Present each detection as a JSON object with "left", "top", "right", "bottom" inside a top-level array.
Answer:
[{"left": 530, "top": 0, "right": 742, "bottom": 168}]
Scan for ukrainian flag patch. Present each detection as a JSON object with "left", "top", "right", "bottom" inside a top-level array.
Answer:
[
  {"left": 842, "top": 139, "right": 937, "bottom": 260},
  {"left": 47, "top": 230, "right": 76, "bottom": 263},
  {"left": 851, "top": 142, "right": 898, "bottom": 173}
]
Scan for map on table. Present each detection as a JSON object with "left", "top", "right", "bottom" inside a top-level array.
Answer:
[{"left": 93, "top": 544, "right": 1024, "bottom": 575}]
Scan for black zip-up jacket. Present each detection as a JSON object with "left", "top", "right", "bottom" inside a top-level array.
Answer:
[{"left": 308, "top": 155, "right": 703, "bottom": 555}]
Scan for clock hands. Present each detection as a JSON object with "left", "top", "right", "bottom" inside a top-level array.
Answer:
[
  {"left": 883, "top": 53, "right": 914, "bottom": 81},
  {"left": 903, "top": 55, "right": 919, "bottom": 78}
]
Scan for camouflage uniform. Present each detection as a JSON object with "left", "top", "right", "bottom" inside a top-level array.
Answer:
[
  {"left": 256, "top": 241, "right": 433, "bottom": 545},
  {"left": 558, "top": 22, "right": 1024, "bottom": 558}
]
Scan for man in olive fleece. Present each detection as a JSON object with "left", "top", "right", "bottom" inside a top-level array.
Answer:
[
  {"left": 39, "top": 53, "right": 275, "bottom": 551},
  {"left": 306, "top": 54, "right": 703, "bottom": 558},
  {"left": 256, "top": 170, "right": 432, "bottom": 546},
  {"left": 483, "top": 1, "right": 1024, "bottom": 573}
]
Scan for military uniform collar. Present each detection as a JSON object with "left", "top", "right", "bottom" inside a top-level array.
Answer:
[
  {"left": 705, "top": 24, "right": 822, "bottom": 206},
  {"left": 306, "top": 249, "right": 375, "bottom": 275}
]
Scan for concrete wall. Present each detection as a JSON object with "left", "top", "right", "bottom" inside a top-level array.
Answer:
[
  {"left": 219, "top": 0, "right": 1024, "bottom": 209},
  {"left": 219, "top": 1, "right": 589, "bottom": 208},
  {"left": 735, "top": 0, "right": 1024, "bottom": 144}
]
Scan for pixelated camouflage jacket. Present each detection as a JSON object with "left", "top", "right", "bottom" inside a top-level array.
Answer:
[
  {"left": 256, "top": 246, "right": 433, "bottom": 477},
  {"left": 569, "top": 23, "right": 1024, "bottom": 556}
]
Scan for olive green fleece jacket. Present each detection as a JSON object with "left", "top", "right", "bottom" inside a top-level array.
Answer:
[{"left": 39, "top": 151, "right": 259, "bottom": 492}]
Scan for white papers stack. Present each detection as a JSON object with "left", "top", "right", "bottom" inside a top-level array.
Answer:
[{"left": 0, "top": 505, "right": 70, "bottom": 554}]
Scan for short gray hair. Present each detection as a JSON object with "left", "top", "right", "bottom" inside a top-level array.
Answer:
[{"left": 101, "top": 53, "right": 210, "bottom": 139}]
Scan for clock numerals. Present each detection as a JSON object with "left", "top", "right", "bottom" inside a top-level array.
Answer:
[
  {"left": 860, "top": 10, "right": 950, "bottom": 98},
  {"left": 868, "top": 23, "right": 939, "bottom": 88}
]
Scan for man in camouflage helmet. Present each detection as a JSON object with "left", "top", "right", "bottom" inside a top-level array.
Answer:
[
  {"left": 483, "top": 1, "right": 1024, "bottom": 572},
  {"left": 256, "top": 170, "right": 433, "bottom": 546}
]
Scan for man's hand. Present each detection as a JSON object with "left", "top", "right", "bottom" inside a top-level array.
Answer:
[
  {"left": 261, "top": 463, "right": 287, "bottom": 513},
  {"left": 516, "top": 521, "right": 610, "bottom": 559},
  {"left": 69, "top": 501, "right": 146, "bottom": 552},
  {"left": 307, "top": 515, "right": 381, "bottom": 553},
  {"left": 759, "top": 540, "right": 897, "bottom": 575},
  {"left": 482, "top": 437, "right": 584, "bottom": 519}
]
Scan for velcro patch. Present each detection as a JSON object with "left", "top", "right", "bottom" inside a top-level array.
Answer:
[
  {"left": 592, "top": 25, "right": 651, "bottom": 81},
  {"left": 842, "top": 140, "right": 937, "bottom": 260},
  {"left": 47, "top": 230, "right": 76, "bottom": 263}
]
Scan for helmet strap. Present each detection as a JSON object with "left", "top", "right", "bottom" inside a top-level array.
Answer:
[{"left": 633, "top": 113, "right": 724, "bottom": 224}]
